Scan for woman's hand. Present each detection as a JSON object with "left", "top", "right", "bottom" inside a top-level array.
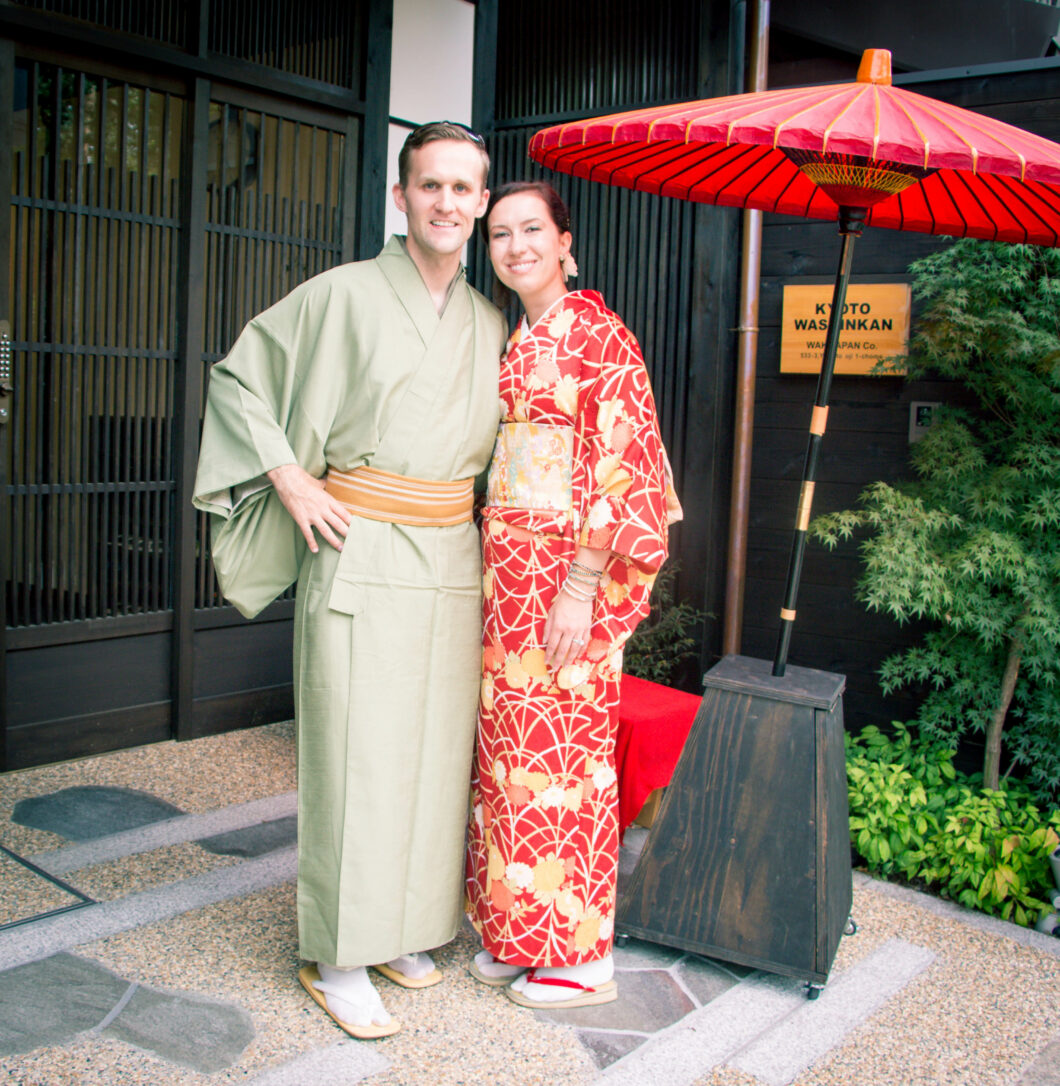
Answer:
[{"left": 543, "top": 588, "right": 593, "bottom": 670}]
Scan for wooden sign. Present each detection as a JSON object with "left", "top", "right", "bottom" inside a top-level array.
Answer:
[{"left": 780, "top": 282, "right": 911, "bottom": 374}]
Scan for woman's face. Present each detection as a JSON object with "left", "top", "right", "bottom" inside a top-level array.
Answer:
[{"left": 486, "top": 192, "right": 572, "bottom": 310}]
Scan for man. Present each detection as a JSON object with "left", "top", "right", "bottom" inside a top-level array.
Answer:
[{"left": 193, "top": 122, "right": 505, "bottom": 1038}]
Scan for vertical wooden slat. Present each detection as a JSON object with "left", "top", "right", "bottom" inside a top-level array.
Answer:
[
  {"left": 340, "top": 113, "right": 359, "bottom": 263},
  {"left": 193, "top": 0, "right": 208, "bottom": 58},
  {"left": 356, "top": 0, "right": 390, "bottom": 260},
  {"left": 684, "top": 0, "right": 743, "bottom": 665},
  {"left": 173, "top": 76, "right": 207, "bottom": 739},
  {"left": 469, "top": 0, "right": 498, "bottom": 287}
]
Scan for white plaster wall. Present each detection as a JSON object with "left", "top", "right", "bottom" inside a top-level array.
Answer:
[{"left": 385, "top": 0, "right": 476, "bottom": 240}]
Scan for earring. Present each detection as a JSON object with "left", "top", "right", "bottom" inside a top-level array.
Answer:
[{"left": 560, "top": 253, "right": 579, "bottom": 281}]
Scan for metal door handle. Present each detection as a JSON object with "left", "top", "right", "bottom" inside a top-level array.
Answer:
[
  {"left": 0, "top": 321, "right": 11, "bottom": 394},
  {"left": 0, "top": 321, "right": 11, "bottom": 423}
]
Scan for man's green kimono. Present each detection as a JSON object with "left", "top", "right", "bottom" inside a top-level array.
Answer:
[{"left": 193, "top": 237, "right": 505, "bottom": 967}]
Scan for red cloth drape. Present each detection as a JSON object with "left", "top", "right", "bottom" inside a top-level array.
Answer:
[{"left": 615, "top": 674, "right": 700, "bottom": 833}]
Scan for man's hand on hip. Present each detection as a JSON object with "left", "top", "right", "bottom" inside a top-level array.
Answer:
[{"left": 267, "top": 463, "right": 351, "bottom": 553}]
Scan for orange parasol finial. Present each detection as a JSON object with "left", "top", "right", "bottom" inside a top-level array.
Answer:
[{"left": 856, "top": 48, "right": 892, "bottom": 85}]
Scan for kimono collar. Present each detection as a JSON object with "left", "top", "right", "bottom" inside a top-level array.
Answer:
[
  {"left": 521, "top": 289, "right": 607, "bottom": 336},
  {"left": 376, "top": 235, "right": 468, "bottom": 345}
]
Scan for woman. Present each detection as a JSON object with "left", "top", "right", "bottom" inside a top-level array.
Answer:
[{"left": 464, "top": 182, "right": 681, "bottom": 1008}]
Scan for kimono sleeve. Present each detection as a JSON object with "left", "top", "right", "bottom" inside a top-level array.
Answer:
[
  {"left": 191, "top": 282, "right": 339, "bottom": 618},
  {"left": 575, "top": 316, "right": 677, "bottom": 575},
  {"left": 193, "top": 306, "right": 324, "bottom": 518}
]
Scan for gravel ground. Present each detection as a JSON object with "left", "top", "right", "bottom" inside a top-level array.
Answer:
[{"left": 3, "top": 720, "right": 1058, "bottom": 1086}]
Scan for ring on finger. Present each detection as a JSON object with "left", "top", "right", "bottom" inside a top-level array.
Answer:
[{"left": 572, "top": 637, "right": 585, "bottom": 646}]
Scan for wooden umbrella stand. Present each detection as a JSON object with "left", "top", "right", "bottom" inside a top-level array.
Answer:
[{"left": 616, "top": 654, "right": 851, "bottom": 997}]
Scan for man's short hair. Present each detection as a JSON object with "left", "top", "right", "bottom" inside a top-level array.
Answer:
[{"left": 398, "top": 121, "right": 490, "bottom": 190}]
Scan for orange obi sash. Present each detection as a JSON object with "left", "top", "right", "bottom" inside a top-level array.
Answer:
[{"left": 324, "top": 465, "right": 474, "bottom": 527}]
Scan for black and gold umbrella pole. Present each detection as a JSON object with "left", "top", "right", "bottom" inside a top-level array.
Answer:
[
  {"left": 771, "top": 205, "right": 865, "bottom": 675},
  {"left": 772, "top": 151, "right": 933, "bottom": 675}
]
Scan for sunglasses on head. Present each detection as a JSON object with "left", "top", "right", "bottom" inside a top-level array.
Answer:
[{"left": 423, "top": 119, "right": 486, "bottom": 147}]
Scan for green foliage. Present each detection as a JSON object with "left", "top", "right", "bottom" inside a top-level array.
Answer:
[
  {"left": 847, "top": 724, "right": 1060, "bottom": 927},
  {"left": 812, "top": 241, "right": 1060, "bottom": 800},
  {"left": 622, "top": 564, "right": 707, "bottom": 686}
]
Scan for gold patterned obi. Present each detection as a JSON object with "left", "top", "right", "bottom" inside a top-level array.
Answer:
[{"left": 486, "top": 422, "right": 574, "bottom": 512}]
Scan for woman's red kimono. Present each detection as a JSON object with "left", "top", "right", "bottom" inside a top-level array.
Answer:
[{"left": 465, "top": 289, "right": 679, "bottom": 967}]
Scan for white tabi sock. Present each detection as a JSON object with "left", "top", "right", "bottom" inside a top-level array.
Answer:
[
  {"left": 473, "top": 949, "right": 526, "bottom": 981},
  {"left": 510, "top": 954, "right": 614, "bottom": 1001},
  {"left": 384, "top": 951, "right": 436, "bottom": 981},
  {"left": 315, "top": 963, "right": 392, "bottom": 1027}
]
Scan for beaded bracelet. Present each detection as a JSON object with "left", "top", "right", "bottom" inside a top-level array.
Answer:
[{"left": 561, "top": 576, "right": 596, "bottom": 602}]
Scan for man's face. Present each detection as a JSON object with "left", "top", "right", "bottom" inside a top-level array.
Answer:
[{"left": 392, "top": 139, "right": 489, "bottom": 262}]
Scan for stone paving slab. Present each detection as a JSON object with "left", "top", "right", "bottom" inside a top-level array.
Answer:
[
  {"left": 30, "top": 792, "right": 298, "bottom": 876},
  {"left": 536, "top": 967, "right": 697, "bottom": 1034},
  {"left": 577, "top": 1030, "right": 646, "bottom": 1069},
  {"left": 13, "top": 787, "right": 184, "bottom": 841},
  {"left": 599, "top": 968, "right": 808, "bottom": 1085},
  {"left": 727, "top": 938, "right": 936, "bottom": 1085},
  {"left": 197, "top": 814, "right": 298, "bottom": 857},
  {"left": 247, "top": 1040, "right": 390, "bottom": 1084},
  {"left": 612, "top": 937, "right": 684, "bottom": 971},
  {"left": 0, "top": 951, "right": 254, "bottom": 1073},
  {"left": 0, "top": 952, "right": 131, "bottom": 1054},
  {"left": 105, "top": 983, "right": 254, "bottom": 1073},
  {"left": 676, "top": 957, "right": 746, "bottom": 1004},
  {"left": 1019, "top": 1036, "right": 1060, "bottom": 1086}
]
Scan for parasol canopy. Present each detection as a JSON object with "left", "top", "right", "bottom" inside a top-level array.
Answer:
[{"left": 529, "top": 49, "right": 1060, "bottom": 245}]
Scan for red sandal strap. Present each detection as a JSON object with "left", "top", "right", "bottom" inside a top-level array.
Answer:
[{"left": 524, "top": 969, "right": 593, "bottom": 992}]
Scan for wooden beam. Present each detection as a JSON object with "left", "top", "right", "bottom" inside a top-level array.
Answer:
[
  {"left": 356, "top": 0, "right": 392, "bottom": 259},
  {"left": 684, "top": 0, "right": 742, "bottom": 672},
  {"left": 172, "top": 78, "right": 211, "bottom": 741}
]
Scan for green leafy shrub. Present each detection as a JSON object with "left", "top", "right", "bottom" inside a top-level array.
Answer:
[
  {"left": 928, "top": 788, "right": 1060, "bottom": 925},
  {"left": 845, "top": 723, "right": 956, "bottom": 879},
  {"left": 847, "top": 723, "right": 1060, "bottom": 927},
  {"left": 623, "top": 564, "right": 707, "bottom": 686},
  {"left": 813, "top": 241, "right": 1060, "bottom": 801}
]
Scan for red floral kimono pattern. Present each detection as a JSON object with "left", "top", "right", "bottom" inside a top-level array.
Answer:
[{"left": 465, "top": 290, "right": 678, "bottom": 967}]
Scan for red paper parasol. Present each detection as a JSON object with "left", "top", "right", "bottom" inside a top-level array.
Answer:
[
  {"left": 529, "top": 48, "right": 1060, "bottom": 675},
  {"left": 530, "top": 49, "right": 1060, "bottom": 245}
]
